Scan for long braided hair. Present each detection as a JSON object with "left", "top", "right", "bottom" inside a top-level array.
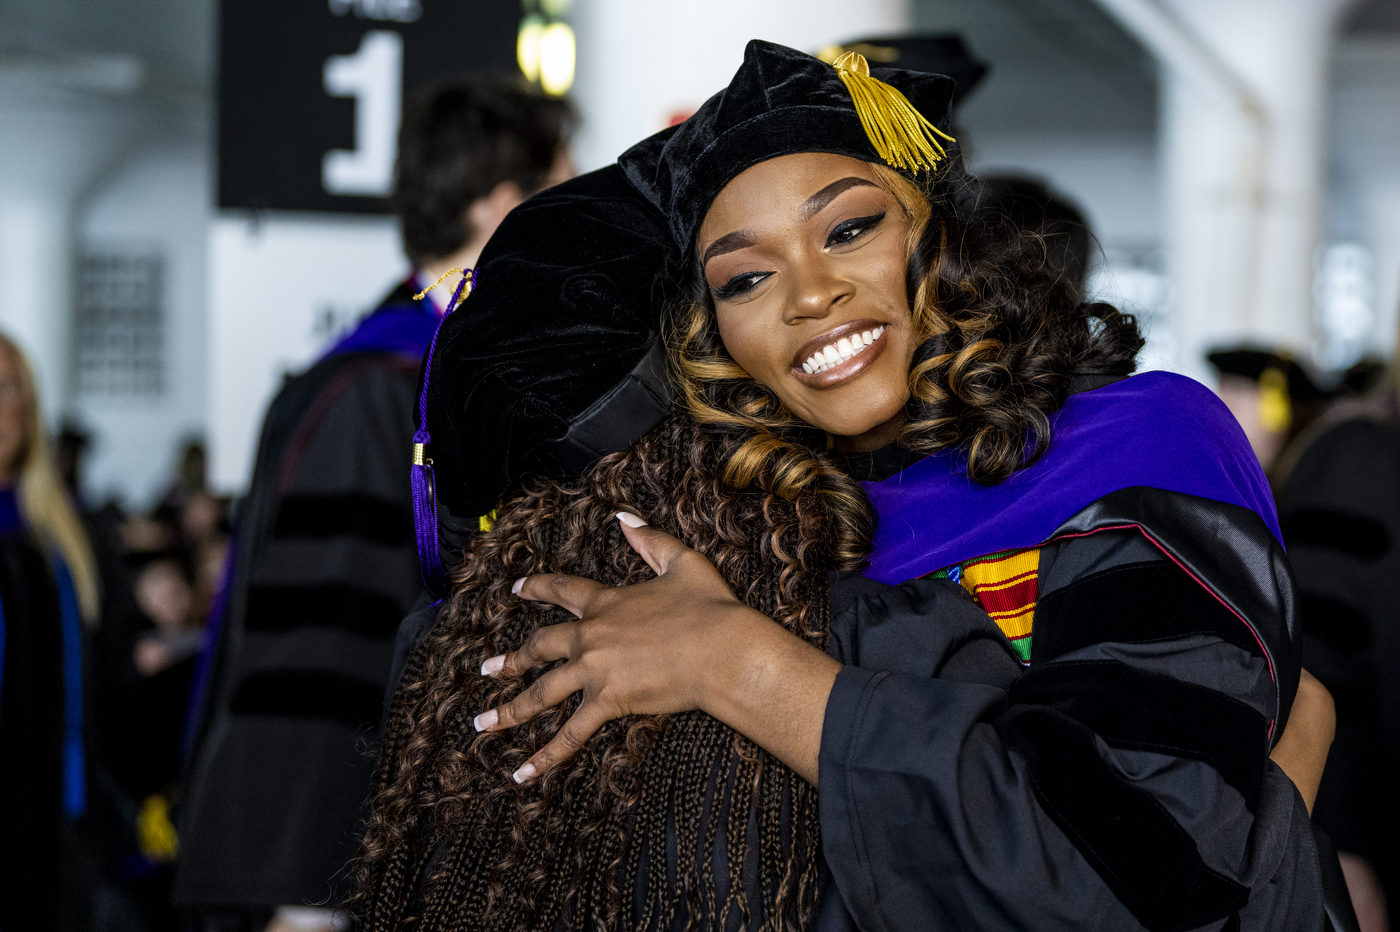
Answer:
[{"left": 354, "top": 413, "right": 869, "bottom": 930}]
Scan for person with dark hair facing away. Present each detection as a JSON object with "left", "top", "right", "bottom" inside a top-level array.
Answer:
[
  {"left": 173, "top": 75, "right": 573, "bottom": 932},
  {"left": 357, "top": 43, "right": 1351, "bottom": 932}
]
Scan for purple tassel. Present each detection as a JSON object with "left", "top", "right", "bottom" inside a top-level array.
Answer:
[
  {"left": 411, "top": 269, "right": 474, "bottom": 596},
  {"left": 411, "top": 430, "right": 443, "bottom": 595}
]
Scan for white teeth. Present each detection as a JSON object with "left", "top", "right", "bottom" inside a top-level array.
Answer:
[{"left": 800, "top": 326, "right": 890, "bottom": 376}]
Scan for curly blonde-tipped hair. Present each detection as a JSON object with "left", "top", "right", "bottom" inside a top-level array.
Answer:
[{"left": 669, "top": 164, "right": 1143, "bottom": 564}]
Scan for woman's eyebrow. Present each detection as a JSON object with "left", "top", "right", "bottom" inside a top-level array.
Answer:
[
  {"left": 702, "top": 230, "right": 758, "bottom": 266},
  {"left": 800, "top": 177, "right": 878, "bottom": 220}
]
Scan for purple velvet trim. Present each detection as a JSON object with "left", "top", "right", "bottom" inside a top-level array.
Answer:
[
  {"left": 326, "top": 302, "right": 442, "bottom": 359},
  {"left": 861, "top": 371, "right": 1281, "bottom": 584},
  {"left": 411, "top": 272, "right": 474, "bottom": 596}
]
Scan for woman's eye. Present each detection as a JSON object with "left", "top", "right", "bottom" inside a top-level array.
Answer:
[
  {"left": 826, "top": 211, "right": 887, "bottom": 248},
  {"left": 713, "top": 271, "right": 773, "bottom": 301}
]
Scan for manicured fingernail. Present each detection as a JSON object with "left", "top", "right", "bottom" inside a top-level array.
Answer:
[
  {"left": 480, "top": 654, "right": 505, "bottom": 676},
  {"left": 511, "top": 577, "right": 526, "bottom": 595},
  {"left": 473, "top": 709, "right": 498, "bottom": 732},
  {"left": 512, "top": 762, "right": 536, "bottom": 784},
  {"left": 616, "top": 512, "right": 648, "bottom": 528}
]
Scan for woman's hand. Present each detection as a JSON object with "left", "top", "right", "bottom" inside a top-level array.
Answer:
[
  {"left": 474, "top": 513, "right": 839, "bottom": 785},
  {"left": 1269, "top": 668, "right": 1335, "bottom": 814}
]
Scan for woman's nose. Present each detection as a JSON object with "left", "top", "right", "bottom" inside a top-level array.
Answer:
[{"left": 784, "top": 263, "right": 852, "bottom": 324}]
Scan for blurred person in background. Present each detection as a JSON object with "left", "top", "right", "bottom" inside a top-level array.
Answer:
[
  {"left": 173, "top": 74, "right": 574, "bottom": 932},
  {"left": 92, "top": 445, "right": 231, "bottom": 932},
  {"left": 1273, "top": 342, "right": 1400, "bottom": 932},
  {"left": 1207, "top": 347, "right": 1332, "bottom": 481},
  {"left": 0, "top": 332, "right": 102, "bottom": 931}
]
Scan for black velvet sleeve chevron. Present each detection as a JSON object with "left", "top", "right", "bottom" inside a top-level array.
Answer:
[{"left": 817, "top": 488, "right": 1333, "bottom": 932}]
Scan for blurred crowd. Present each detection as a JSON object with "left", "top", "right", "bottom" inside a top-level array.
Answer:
[{"left": 0, "top": 330, "right": 231, "bottom": 930}]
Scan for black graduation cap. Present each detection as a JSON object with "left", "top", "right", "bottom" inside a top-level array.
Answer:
[
  {"left": 1205, "top": 346, "right": 1329, "bottom": 438},
  {"left": 1205, "top": 347, "right": 1328, "bottom": 403},
  {"left": 424, "top": 39, "right": 963, "bottom": 522},
  {"left": 816, "top": 34, "right": 988, "bottom": 106},
  {"left": 620, "top": 39, "right": 960, "bottom": 252},
  {"left": 422, "top": 165, "right": 681, "bottom": 520}
]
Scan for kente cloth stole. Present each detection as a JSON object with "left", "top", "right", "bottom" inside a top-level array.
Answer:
[{"left": 925, "top": 548, "right": 1040, "bottom": 664}]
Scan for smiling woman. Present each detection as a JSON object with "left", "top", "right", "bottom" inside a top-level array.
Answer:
[{"left": 357, "top": 39, "right": 1350, "bottom": 932}]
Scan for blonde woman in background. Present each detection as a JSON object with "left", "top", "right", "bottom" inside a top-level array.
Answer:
[{"left": 0, "top": 331, "right": 101, "bottom": 931}]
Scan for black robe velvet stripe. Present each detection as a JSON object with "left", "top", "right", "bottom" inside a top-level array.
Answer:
[
  {"left": 815, "top": 487, "right": 1337, "bottom": 932},
  {"left": 176, "top": 290, "right": 425, "bottom": 909}
]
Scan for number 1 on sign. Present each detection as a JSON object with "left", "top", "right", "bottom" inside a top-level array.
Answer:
[{"left": 322, "top": 30, "right": 403, "bottom": 197}]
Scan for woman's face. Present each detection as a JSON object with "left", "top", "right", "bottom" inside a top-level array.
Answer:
[{"left": 698, "top": 153, "right": 917, "bottom": 452}]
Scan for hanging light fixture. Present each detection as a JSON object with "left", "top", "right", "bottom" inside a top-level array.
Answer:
[
  {"left": 538, "top": 22, "right": 575, "bottom": 96},
  {"left": 517, "top": 14, "right": 544, "bottom": 82}
]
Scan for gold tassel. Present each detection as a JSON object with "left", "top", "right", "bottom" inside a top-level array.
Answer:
[
  {"left": 832, "top": 51, "right": 955, "bottom": 173},
  {"left": 414, "top": 267, "right": 476, "bottom": 313},
  {"left": 1259, "top": 367, "right": 1292, "bottom": 434}
]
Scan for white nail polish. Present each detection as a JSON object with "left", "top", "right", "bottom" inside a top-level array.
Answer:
[
  {"left": 616, "top": 512, "right": 648, "bottom": 528},
  {"left": 511, "top": 577, "right": 525, "bottom": 595},
  {"left": 481, "top": 655, "right": 505, "bottom": 676},
  {"left": 473, "top": 709, "right": 497, "bottom": 732},
  {"left": 513, "top": 762, "right": 536, "bottom": 784}
]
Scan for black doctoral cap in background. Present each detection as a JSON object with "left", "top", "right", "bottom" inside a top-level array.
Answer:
[
  {"left": 1206, "top": 348, "right": 1329, "bottom": 404},
  {"left": 816, "top": 34, "right": 989, "bottom": 106}
]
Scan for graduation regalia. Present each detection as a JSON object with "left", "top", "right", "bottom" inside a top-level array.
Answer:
[
  {"left": 175, "top": 283, "right": 437, "bottom": 910},
  {"left": 814, "top": 372, "right": 1342, "bottom": 931},
  {"left": 391, "top": 39, "right": 1352, "bottom": 932},
  {"left": 0, "top": 489, "right": 90, "bottom": 931},
  {"left": 1275, "top": 401, "right": 1400, "bottom": 929}
]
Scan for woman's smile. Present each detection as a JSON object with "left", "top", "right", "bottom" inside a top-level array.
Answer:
[
  {"left": 793, "top": 319, "right": 888, "bottom": 385},
  {"left": 698, "top": 153, "right": 919, "bottom": 451}
]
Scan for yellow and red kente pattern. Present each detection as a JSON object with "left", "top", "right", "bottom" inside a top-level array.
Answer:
[{"left": 926, "top": 547, "right": 1041, "bottom": 664}]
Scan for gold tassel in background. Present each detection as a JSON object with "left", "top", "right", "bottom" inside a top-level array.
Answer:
[
  {"left": 1259, "top": 366, "right": 1293, "bottom": 434},
  {"left": 831, "top": 51, "right": 955, "bottom": 173}
]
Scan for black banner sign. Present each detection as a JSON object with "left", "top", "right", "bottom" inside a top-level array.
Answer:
[{"left": 218, "top": 0, "right": 518, "bottom": 213}]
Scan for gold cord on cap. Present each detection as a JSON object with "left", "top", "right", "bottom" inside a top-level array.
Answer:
[
  {"left": 832, "top": 51, "right": 955, "bottom": 173},
  {"left": 414, "top": 267, "right": 476, "bottom": 313}
]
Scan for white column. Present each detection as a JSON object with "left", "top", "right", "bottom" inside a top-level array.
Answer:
[
  {"left": 570, "top": 0, "right": 910, "bottom": 172},
  {"left": 1095, "top": 0, "right": 1355, "bottom": 375},
  {"left": 1170, "top": 0, "right": 1355, "bottom": 371}
]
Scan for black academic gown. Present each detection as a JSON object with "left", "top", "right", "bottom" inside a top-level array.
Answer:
[
  {"left": 388, "top": 485, "right": 1349, "bottom": 932},
  {"left": 175, "top": 283, "right": 429, "bottom": 911},
  {"left": 813, "top": 487, "right": 1348, "bottom": 932},
  {"left": 1277, "top": 408, "right": 1400, "bottom": 929},
  {"left": 0, "top": 525, "right": 91, "bottom": 931}
]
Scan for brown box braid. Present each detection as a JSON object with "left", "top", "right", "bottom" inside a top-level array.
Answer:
[{"left": 353, "top": 413, "right": 870, "bottom": 931}]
